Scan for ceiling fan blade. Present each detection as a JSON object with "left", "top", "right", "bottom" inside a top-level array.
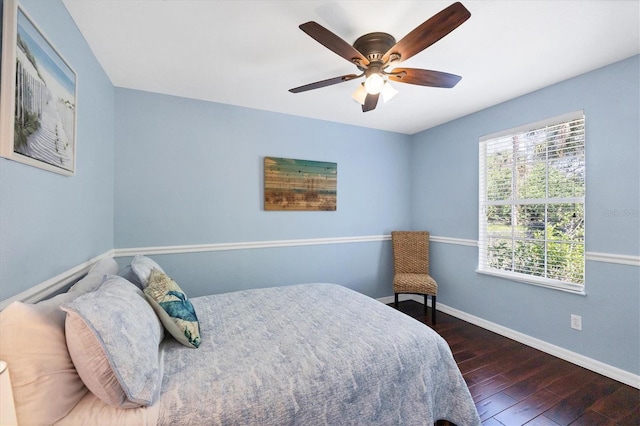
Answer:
[
  {"left": 388, "top": 68, "right": 461, "bottom": 88},
  {"left": 289, "top": 74, "right": 361, "bottom": 93},
  {"left": 382, "top": 2, "right": 471, "bottom": 64},
  {"left": 299, "top": 21, "right": 369, "bottom": 66},
  {"left": 362, "top": 93, "right": 379, "bottom": 112}
]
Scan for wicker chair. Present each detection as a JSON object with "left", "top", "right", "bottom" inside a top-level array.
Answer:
[{"left": 392, "top": 231, "right": 438, "bottom": 324}]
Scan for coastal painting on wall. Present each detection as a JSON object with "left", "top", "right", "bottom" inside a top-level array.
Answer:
[
  {"left": 0, "top": 0, "right": 77, "bottom": 176},
  {"left": 264, "top": 157, "right": 337, "bottom": 211}
]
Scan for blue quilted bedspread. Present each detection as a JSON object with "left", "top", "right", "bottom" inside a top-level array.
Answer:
[{"left": 156, "top": 283, "right": 480, "bottom": 425}]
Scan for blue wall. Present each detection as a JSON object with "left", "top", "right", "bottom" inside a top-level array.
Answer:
[
  {"left": 411, "top": 56, "right": 640, "bottom": 375},
  {"left": 0, "top": 0, "right": 114, "bottom": 300},
  {"left": 113, "top": 89, "right": 412, "bottom": 298}
]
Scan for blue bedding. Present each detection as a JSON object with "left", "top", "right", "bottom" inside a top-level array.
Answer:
[{"left": 156, "top": 283, "right": 480, "bottom": 425}]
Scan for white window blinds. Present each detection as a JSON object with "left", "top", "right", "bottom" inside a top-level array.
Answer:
[{"left": 478, "top": 111, "right": 585, "bottom": 292}]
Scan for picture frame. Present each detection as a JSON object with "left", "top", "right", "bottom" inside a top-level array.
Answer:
[
  {"left": 0, "top": 0, "right": 77, "bottom": 176},
  {"left": 264, "top": 157, "right": 337, "bottom": 211}
]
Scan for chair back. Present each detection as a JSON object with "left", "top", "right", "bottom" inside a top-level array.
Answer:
[{"left": 392, "top": 231, "right": 430, "bottom": 275}]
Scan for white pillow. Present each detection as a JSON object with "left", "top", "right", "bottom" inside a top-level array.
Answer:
[
  {"left": 131, "top": 254, "right": 164, "bottom": 287},
  {"left": 68, "top": 257, "right": 120, "bottom": 293},
  {"left": 0, "top": 259, "right": 119, "bottom": 424},
  {"left": 88, "top": 257, "right": 120, "bottom": 276},
  {"left": 117, "top": 264, "right": 143, "bottom": 288},
  {"left": 0, "top": 297, "right": 88, "bottom": 425},
  {"left": 62, "top": 275, "right": 164, "bottom": 408}
]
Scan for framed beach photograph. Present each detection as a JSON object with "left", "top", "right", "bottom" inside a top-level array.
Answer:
[
  {"left": 264, "top": 157, "right": 337, "bottom": 211},
  {"left": 0, "top": 0, "right": 77, "bottom": 175}
]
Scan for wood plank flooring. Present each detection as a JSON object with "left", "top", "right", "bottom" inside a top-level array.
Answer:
[{"left": 391, "top": 300, "right": 640, "bottom": 425}]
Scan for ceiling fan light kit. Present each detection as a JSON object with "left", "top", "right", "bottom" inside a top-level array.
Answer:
[
  {"left": 351, "top": 84, "right": 367, "bottom": 105},
  {"left": 380, "top": 82, "right": 399, "bottom": 103},
  {"left": 364, "top": 72, "right": 385, "bottom": 95},
  {"left": 289, "top": 2, "right": 471, "bottom": 112}
]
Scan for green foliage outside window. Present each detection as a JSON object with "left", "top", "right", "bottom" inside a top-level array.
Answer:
[{"left": 481, "top": 116, "right": 585, "bottom": 285}]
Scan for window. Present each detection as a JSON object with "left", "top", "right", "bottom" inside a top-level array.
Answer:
[{"left": 478, "top": 111, "right": 585, "bottom": 293}]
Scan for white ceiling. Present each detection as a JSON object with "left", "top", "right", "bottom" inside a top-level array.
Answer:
[{"left": 62, "top": 0, "right": 640, "bottom": 135}]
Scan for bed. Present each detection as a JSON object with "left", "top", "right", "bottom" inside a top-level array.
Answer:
[{"left": 0, "top": 256, "right": 480, "bottom": 426}]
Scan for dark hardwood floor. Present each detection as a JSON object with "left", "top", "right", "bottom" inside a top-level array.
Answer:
[{"left": 392, "top": 300, "right": 640, "bottom": 426}]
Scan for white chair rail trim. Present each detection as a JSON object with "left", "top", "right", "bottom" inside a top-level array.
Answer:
[
  {"left": 115, "top": 234, "right": 640, "bottom": 266},
  {"left": 2, "top": 235, "right": 636, "bottom": 311},
  {"left": 586, "top": 251, "right": 640, "bottom": 267},
  {"left": 0, "top": 236, "right": 391, "bottom": 310},
  {"left": 113, "top": 235, "right": 391, "bottom": 257},
  {"left": 429, "top": 235, "right": 479, "bottom": 247},
  {"left": 429, "top": 236, "right": 640, "bottom": 266},
  {"left": 0, "top": 250, "right": 115, "bottom": 310}
]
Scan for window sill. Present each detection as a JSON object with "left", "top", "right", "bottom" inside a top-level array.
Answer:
[{"left": 476, "top": 268, "right": 586, "bottom": 295}]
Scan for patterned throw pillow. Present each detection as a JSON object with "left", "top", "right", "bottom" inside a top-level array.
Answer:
[{"left": 144, "top": 269, "right": 201, "bottom": 348}]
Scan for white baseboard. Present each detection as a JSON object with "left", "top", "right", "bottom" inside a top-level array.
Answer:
[
  {"left": 379, "top": 295, "right": 640, "bottom": 389},
  {"left": 376, "top": 294, "right": 430, "bottom": 306}
]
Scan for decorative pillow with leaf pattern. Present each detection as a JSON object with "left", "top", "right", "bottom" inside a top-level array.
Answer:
[{"left": 143, "top": 269, "right": 201, "bottom": 348}]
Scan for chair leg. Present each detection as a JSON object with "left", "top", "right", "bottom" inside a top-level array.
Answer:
[
  {"left": 394, "top": 293, "right": 398, "bottom": 308},
  {"left": 423, "top": 294, "right": 428, "bottom": 315},
  {"left": 431, "top": 295, "right": 436, "bottom": 325}
]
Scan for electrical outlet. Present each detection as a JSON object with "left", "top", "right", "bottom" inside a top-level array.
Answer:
[{"left": 571, "top": 314, "right": 582, "bottom": 331}]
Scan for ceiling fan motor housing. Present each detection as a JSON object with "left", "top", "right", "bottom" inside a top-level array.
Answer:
[{"left": 352, "top": 32, "right": 397, "bottom": 69}]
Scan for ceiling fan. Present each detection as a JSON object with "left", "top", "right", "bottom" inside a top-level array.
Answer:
[{"left": 289, "top": 2, "right": 471, "bottom": 112}]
